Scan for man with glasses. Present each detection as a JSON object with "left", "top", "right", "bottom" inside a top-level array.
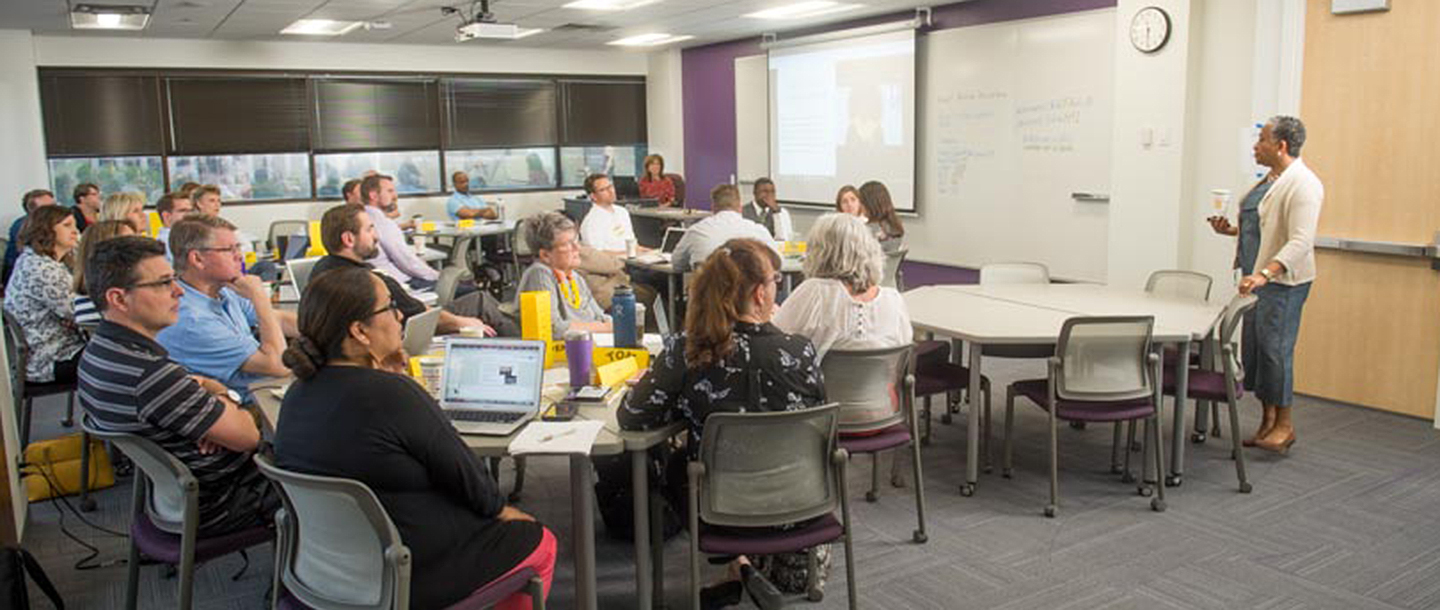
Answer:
[
  {"left": 158, "top": 215, "right": 297, "bottom": 402},
  {"left": 79, "top": 236, "right": 278, "bottom": 536},
  {"left": 579, "top": 173, "right": 642, "bottom": 256}
]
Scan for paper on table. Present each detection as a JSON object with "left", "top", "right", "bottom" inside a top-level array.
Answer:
[{"left": 509, "top": 420, "right": 605, "bottom": 455}]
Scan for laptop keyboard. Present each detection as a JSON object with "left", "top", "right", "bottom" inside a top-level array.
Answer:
[{"left": 446, "top": 410, "right": 527, "bottom": 424}]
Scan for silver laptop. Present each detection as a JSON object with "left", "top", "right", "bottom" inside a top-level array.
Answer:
[
  {"left": 634, "top": 227, "right": 687, "bottom": 264},
  {"left": 402, "top": 307, "right": 442, "bottom": 356},
  {"left": 439, "top": 338, "right": 547, "bottom": 436}
]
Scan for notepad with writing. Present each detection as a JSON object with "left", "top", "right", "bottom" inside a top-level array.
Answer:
[{"left": 508, "top": 420, "right": 605, "bottom": 455}]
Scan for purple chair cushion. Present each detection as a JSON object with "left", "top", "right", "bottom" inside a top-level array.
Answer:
[
  {"left": 130, "top": 512, "right": 273, "bottom": 565},
  {"left": 279, "top": 568, "right": 538, "bottom": 610},
  {"left": 915, "top": 362, "right": 984, "bottom": 397},
  {"left": 839, "top": 424, "right": 912, "bottom": 453},
  {"left": 1162, "top": 368, "right": 1243, "bottom": 402},
  {"left": 699, "top": 514, "right": 844, "bottom": 556},
  {"left": 1010, "top": 379, "right": 1156, "bottom": 423}
]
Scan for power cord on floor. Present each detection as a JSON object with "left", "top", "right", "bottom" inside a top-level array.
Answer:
[{"left": 20, "top": 459, "right": 129, "bottom": 571}]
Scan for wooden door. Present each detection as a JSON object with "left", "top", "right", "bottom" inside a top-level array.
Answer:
[{"left": 1294, "top": 0, "right": 1440, "bottom": 419}]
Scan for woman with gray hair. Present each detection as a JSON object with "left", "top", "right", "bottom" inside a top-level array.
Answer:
[
  {"left": 774, "top": 213, "right": 912, "bottom": 360},
  {"left": 515, "top": 212, "right": 612, "bottom": 337}
]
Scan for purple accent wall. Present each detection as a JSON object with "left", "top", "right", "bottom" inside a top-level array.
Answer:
[{"left": 679, "top": 0, "right": 1115, "bottom": 217}]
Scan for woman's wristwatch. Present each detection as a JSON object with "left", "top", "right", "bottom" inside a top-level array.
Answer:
[{"left": 1259, "top": 267, "right": 1275, "bottom": 281}]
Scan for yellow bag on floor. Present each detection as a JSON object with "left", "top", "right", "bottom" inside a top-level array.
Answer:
[{"left": 21, "top": 434, "right": 116, "bottom": 502}]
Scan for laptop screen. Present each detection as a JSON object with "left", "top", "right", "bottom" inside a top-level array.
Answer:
[
  {"left": 442, "top": 339, "right": 545, "bottom": 410},
  {"left": 660, "top": 228, "right": 686, "bottom": 254}
]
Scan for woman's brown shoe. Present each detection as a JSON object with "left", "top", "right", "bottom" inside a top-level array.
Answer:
[
  {"left": 1255, "top": 431, "right": 1296, "bottom": 454},
  {"left": 1242, "top": 424, "right": 1274, "bottom": 448}
]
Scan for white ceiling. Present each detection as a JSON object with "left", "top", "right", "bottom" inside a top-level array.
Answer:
[{"left": 3, "top": 0, "right": 940, "bottom": 49}]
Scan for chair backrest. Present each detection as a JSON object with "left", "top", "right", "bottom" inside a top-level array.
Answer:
[
  {"left": 697, "top": 403, "right": 841, "bottom": 528},
  {"left": 1145, "top": 269, "right": 1213, "bottom": 301},
  {"left": 433, "top": 266, "right": 467, "bottom": 309},
  {"left": 3, "top": 313, "right": 27, "bottom": 403},
  {"left": 288, "top": 256, "right": 322, "bottom": 295},
  {"left": 254, "top": 453, "right": 410, "bottom": 610},
  {"left": 512, "top": 217, "right": 535, "bottom": 258},
  {"left": 81, "top": 422, "right": 196, "bottom": 532},
  {"left": 979, "top": 262, "right": 1050, "bottom": 285},
  {"left": 1054, "top": 316, "right": 1155, "bottom": 402},
  {"left": 666, "top": 173, "right": 686, "bottom": 206},
  {"left": 881, "top": 247, "right": 908, "bottom": 290},
  {"left": 268, "top": 220, "right": 310, "bottom": 253},
  {"left": 821, "top": 345, "right": 913, "bottom": 434},
  {"left": 1217, "top": 294, "right": 1258, "bottom": 376}
]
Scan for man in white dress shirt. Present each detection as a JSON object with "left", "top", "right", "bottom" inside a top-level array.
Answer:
[
  {"left": 361, "top": 174, "right": 439, "bottom": 290},
  {"left": 578, "top": 174, "right": 641, "bottom": 255},
  {"left": 672, "top": 184, "right": 779, "bottom": 271}
]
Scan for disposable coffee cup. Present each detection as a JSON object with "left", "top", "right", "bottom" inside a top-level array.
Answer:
[
  {"left": 413, "top": 234, "right": 428, "bottom": 255},
  {"left": 625, "top": 239, "right": 638, "bottom": 258},
  {"left": 417, "top": 356, "right": 444, "bottom": 396}
]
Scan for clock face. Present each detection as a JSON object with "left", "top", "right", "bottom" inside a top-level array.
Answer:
[{"left": 1130, "top": 6, "right": 1171, "bottom": 53}]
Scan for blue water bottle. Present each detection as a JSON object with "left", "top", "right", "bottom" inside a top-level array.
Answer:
[{"left": 612, "top": 285, "right": 637, "bottom": 348}]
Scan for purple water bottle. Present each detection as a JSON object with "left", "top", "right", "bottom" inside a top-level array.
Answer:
[{"left": 565, "top": 330, "right": 594, "bottom": 388}]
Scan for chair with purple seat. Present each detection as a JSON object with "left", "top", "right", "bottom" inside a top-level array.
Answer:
[
  {"left": 688, "top": 403, "right": 858, "bottom": 608},
  {"left": 1163, "top": 294, "right": 1257, "bottom": 493},
  {"left": 81, "top": 421, "right": 274, "bottom": 610},
  {"left": 822, "top": 344, "right": 927, "bottom": 543},
  {"left": 1002, "top": 316, "right": 1168, "bottom": 518},
  {"left": 252, "top": 454, "right": 543, "bottom": 610}
]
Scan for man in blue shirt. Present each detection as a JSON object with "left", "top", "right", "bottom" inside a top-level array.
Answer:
[
  {"left": 157, "top": 215, "right": 297, "bottom": 401},
  {"left": 446, "top": 171, "right": 497, "bottom": 221},
  {"left": 154, "top": 191, "right": 195, "bottom": 261},
  {"left": 3, "top": 188, "right": 55, "bottom": 286}
]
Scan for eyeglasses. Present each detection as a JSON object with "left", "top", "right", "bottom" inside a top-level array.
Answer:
[
  {"left": 198, "top": 244, "right": 242, "bottom": 255},
  {"left": 128, "top": 276, "right": 178, "bottom": 291},
  {"left": 368, "top": 299, "right": 400, "bottom": 319}
]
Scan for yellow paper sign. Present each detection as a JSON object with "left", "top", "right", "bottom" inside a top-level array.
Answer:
[
  {"left": 520, "top": 291, "right": 553, "bottom": 343},
  {"left": 546, "top": 339, "right": 567, "bottom": 367},
  {"left": 421, "top": 221, "right": 438, "bottom": 232},
  {"left": 596, "top": 356, "right": 640, "bottom": 388},
  {"left": 457, "top": 219, "right": 476, "bottom": 228},
  {"left": 146, "top": 211, "right": 162, "bottom": 237},
  {"left": 593, "top": 347, "right": 650, "bottom": 371},
  {"left": 306, "top": 221, "right": 327, "bottom": 256}
]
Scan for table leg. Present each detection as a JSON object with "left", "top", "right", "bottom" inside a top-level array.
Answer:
[
  {"left": 1192, "top": 336, "right": 1217, "bottom": 442},
  {"left": 572, "top": 456, "right": 598, "bottom": 610},
  {"left": 631, "top": 450, "right": 652, "bottom": 610},
  {"left": 1168, "top": 341, "right": 1191, "bottom": 487},
  {"left": 666, "top": 274, "right": 677, "bottom": 330},
  {"left": 650, "top": 487, "right": 665, "bottom": 608},
  {"left": 962, "top": 342, "right": 982, "bottom": 497}
]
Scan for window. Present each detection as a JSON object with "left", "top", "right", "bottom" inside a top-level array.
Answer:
[
  {"left": 165, "top": 77, "right": 310, "bottom": 154},
  {"left": 314, "top": 79, "right": 441, "bottom": 151},
  {"left": 48, "top": 156, "right": 165, "bottom": 203},
  {"left": 560, "top": 80, "right": 647, "bottom": 145},
  {"left": 560, "top": 145, "right": 647, "bottom": 188},
  {"left": 445, "top": 148, "right": 557, "bottom": 191},
  {"left": 314, "top": 151, "right": 441, "bottom": 197},
  {"left": 39, "top": 72, "right": 163, "bottom": 156},
  {"left": 167, "top": 153, "right": 312, "bottom": 201},
  {"left": 445, "top": 79, "right": 557, "bottom": 148}
]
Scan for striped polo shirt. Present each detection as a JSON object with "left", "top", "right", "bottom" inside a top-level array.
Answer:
[{"left": 78, "top": 320, "right": 255, "bottom": 532}]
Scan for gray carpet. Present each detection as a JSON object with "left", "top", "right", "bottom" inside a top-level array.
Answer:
[{"left": 20, "top": 356, "right": 1440, "bottom": 609}]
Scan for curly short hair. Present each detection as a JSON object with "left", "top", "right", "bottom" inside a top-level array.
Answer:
[{"left": 802, "top": 213, "right": 884, "bottom": 293}]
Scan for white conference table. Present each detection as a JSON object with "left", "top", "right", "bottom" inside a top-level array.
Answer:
[
  {"left": 251, "top": 364, "right": 684, "bottom": 610},
  {"left": 903, "top": 283, "right": 1225, "bottom": 495}
]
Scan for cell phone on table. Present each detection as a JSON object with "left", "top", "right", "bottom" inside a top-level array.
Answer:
[{"left": 542, "top": 401, "right": 578, "bottom": 422}]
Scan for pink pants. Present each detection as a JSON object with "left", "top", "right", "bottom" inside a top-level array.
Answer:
[{"left": 491, "top": 526, "right": 556, "bottom": 610}]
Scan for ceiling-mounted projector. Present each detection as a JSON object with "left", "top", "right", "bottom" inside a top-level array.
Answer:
[
  {"left": 445, "top": 0, "right": 519, "bottom": 41},
  {"left": 456, "top": 21, "right": 518, "bottom": 41}
]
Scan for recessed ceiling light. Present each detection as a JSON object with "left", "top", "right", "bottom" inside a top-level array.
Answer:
[
  {"left": 565, "top": 0, "right": 662, "bottom": 11},
  {"left": 745, "top": 1, "right": 864, "bottom": 20},
  {"left": 607, "top": 33, "right": 693, "bottom": 47},
  {"left": 70, "top": 4, "right": 151, "bottom": 30},
  {"left": 281, "top": 19, "right": 364, "bottom": 36}
]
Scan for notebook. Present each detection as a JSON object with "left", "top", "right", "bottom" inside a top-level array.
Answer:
[{"left": 439, "top": 338, "right": 547, "bottom": 436}]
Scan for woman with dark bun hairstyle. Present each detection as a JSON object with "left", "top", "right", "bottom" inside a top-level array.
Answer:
[{"left": 272, "top": 266, "right": 554, "bottom": 610}]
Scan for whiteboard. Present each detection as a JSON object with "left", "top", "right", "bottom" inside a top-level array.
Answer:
[{"left": 914, "top": 9, "right": 1115, "bottom": 280}]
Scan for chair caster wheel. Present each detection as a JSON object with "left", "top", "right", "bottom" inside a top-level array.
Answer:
[
  {"left": 807, "top": 588, "right": 824, "bottom": 602},
  {"left": 62, "top": 418, "right": 74, "bottom": 428},
  {"left": 1119, "top": 472, "right": 1136, "bottom": 484},
  {"left": 890, "top": 474, "right": 907, "bottom": 489},
  {"left": 1001, "top": 469, "right": 1012, "bottom": 479},
  {"left": 1164, "top": 475, "right": 1183, "bottom": 487},
  {"left": 865, "top": 491, "right": 878, "bottom": 503},
  {"left": 912, "top": 530, "right": 928, "bottom": 544},
  {"left": 983, "top": 464, "right": 993, "bottom": 474},
  {"left": 1151, "top": 498, "right": 1167, "bottom": 512},
  {"left": 507, "top": 492, "right": 523, "bottom": 504},
  {"left": 1138, "top": 486, "right": 1153, "bottom": 497},
  {"left": 1069, "top": 421, "right": 1087, "bottom": 430},
  {"left": 940, "top": 413, "right": 953, "bottom": 425},
  {"left": 1109, "top": 465, "right": 1123, "bottom": 475},
  {"left": 1191, "top": 432, "right": 1207, "bottom": 444},
  {"left": 1044, "top": 505, "right": 1057, "bottom": 518},
  {"left": 80, "top": 497, "right": 96, "bottom": 512},
  {"left": 959, "top": 483, "right": 975, "bottom": 497},
  {"left": 1239, "top": 482, "right": 1253, "bottom": 494}
]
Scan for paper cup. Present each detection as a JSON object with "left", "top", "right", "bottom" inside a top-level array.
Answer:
[{"left": 416, "top": 356, "right": 444, "bottom": 396}]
